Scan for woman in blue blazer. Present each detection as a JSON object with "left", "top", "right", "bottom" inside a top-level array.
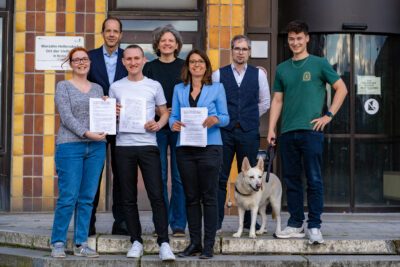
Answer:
[{"left": 169, "top": 49, "right": 229, "bottom": 259}]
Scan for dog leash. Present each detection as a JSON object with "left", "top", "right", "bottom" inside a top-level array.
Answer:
[{"left": 265, "top": 138, "right": 277, "bottom": 183}]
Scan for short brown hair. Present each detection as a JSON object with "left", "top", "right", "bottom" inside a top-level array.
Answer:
[
  {"left": 124, "top": 44, "right": 144, "bottom": 57},
  {"left": 181, "top": 49, "right": 212, "bottom": 86},
  {"left": 102, "top": 17, "right": 122, "bottom": 33},
  {"left": 286, "top": 20, "right": 309, "bottom": 35}
]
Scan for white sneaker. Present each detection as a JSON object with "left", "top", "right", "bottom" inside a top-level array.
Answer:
[
  {"left": 127, "top": 241, "right": 143, "bottom": 258},
  {"left": 159, "top": 242, "right": 176, "bottom": 261},
  {"left": 274, "top": 226, "right": 305, "bottom": 238},
  {"left": 307, "top": 228, "right": 324, "bottom": 244}
]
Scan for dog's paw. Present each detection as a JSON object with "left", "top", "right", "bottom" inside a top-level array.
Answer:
[
  {"left": 233, "top": 232, "right": 242, "bottom": 238},
  {"left": 256, "top": 229, "right": 266, "bottom": 235},
  {"left": 249, "top": 233, "right": 257, "bottom": 239}
]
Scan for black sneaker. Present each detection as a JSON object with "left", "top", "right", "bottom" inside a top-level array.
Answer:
[{"left": 199, "top": 248, "right": 213, "bottom": 259}]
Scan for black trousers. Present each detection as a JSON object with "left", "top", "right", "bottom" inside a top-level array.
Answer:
[
  {"left": 176, "top": 145, "right": 222, "bottom": 249},
  {"left": 90, "top": 135, "right": 125, "bottom": 227},
  {"left": 115, "top": 145, "right": 169, "bottom": 245}
]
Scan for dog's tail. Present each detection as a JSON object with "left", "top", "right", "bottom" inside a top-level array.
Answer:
[{"left": 271, "top": 209, "right": 276, "bottom": 220}]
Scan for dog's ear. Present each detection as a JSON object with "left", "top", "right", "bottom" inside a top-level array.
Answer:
[
  {"left": 256, "top": 156, "right": 264, "bottom": 172},
  {"left": 241, "top": 157, "right": 251, "bottom": 174}
]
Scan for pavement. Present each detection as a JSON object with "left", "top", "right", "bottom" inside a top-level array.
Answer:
[{"left": 0, "top": 212, "right": 399, "bottom": 266}]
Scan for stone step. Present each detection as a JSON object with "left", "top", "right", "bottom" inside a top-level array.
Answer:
[
  {"left": 1, "top": 230, "right": 399, "bottom": 255},
  {"left": 1, "top": 246, "right": 400, "bottom": 267}
]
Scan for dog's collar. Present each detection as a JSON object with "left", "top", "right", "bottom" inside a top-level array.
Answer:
[{"left": 235, "top": 185, "right": 253, "bottom": 196}]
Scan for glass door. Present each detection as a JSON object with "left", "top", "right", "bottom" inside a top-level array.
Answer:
[
  {"left": 353, "top": 35, "right": 400, "bottom": 208},
  {"left": 309, "top": 34, "right": 351, "bottom": 208}
]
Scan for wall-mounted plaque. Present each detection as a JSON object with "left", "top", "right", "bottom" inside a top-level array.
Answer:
[
  {"left": 251, "top": 40, "right": 268, "bottom": 58},
  {"left": 35, "top": 36, "right": 84, "bottom": 70}
]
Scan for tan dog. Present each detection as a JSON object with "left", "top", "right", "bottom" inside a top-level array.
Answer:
[{"left": 233, "top": 156, "right": 282, "bottom": 238}]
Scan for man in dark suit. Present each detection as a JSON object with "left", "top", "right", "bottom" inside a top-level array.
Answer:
[{"left": 87, "top": 17, "right": 128, "bottom": 235}]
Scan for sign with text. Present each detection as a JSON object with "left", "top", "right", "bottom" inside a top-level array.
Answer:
[
  {"left": 35, "top": 36, "right": 84, "bottom": 70},
  {"left": 357, "top": 75, "right": 381, "bottom": 95}
]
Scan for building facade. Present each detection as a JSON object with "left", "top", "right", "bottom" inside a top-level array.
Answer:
[{"left": 1, "top": 0, "right": 399, "bottom": 212}]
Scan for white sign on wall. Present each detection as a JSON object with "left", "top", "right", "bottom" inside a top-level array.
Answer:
[
  {"left": 251, "top": 41, "right": 268, "bottom": 58},
  {"left": 357, "top": 75, "right": 381, "bottom": 95},
  {"left": 35, "top": 36, "right": 85, "bottom": 70}
]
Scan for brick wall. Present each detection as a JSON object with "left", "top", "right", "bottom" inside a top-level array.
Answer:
[{"left": 11, "top": 0, "right": 107, "bottom": 212}]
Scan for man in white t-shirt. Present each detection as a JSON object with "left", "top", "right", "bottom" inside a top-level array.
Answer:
[{"left": 109, "top": 45, "right": 175, "bottom": 261}]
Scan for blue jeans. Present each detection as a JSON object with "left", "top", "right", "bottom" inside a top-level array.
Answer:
[
  {"left": 280, "top": 130, "right": 324, "bottom": 229},
  {"left": 218, "top": 127, "right": 260, "bottom": 229},
  {"left": 51, "top": 141, "right": 106, "bottom": 245},
  {"left": 156, "top": 128, "right": 187, "bottom": 230}
]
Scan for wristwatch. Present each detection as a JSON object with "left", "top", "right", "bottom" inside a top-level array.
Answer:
[{"left": 326, "top": 111, "right": 334, "bottom": 118}]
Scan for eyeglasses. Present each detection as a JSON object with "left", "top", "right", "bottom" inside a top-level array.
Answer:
[
  {"left": 232, "top": 47, "right": 250, "bottom": 53},
  {"left": 189, "top": 59, "right": 205, "bottom": 65},
  {"left": 71, "top": 57, "right": 90, "bottom": 64}
]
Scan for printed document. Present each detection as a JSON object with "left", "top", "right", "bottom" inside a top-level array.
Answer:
[
  {"left": 119, "top": 97, "right": 146, "bottom": 133},
  {"left": 89, "top": 98, "right": 116, "bottom": 135},
  {"left": 180, "top": 107, "right": 208, "bottom": 147}
]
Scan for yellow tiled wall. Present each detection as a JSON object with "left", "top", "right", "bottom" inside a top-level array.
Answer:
[
  {"left": 206, "top": 0, "right": 244, "bottom": 207},
  {"left": 207, "top": 0, "right": 244, "bottom": 71},
  {"left": 11, "top": 0, "right": 107, "bottom": 212}
]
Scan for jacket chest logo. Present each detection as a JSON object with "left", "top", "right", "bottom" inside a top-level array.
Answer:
[{"left": 302, "top": 71, "right": 311, "bottom": 81}]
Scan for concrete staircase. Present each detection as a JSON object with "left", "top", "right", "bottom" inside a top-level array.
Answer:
[
  {"left": 0, "top": 230, "right": 399, "bottom": 266},
  {"left": 1, "top": 212, "right": 400, "bottom": 266}
]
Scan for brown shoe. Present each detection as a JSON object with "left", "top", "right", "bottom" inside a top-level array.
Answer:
[{"left": 172, "top": 228, "right": 185, "bottom": 237}]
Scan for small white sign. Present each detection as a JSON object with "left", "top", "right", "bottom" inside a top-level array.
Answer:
[
  {"left": 35, "top": 36, "right": 85, "bottom": 70},
  {"left": 251, "top": 41, "right": 268, "bottom": 58},
  {"left": 364, "top": 98, "right": 379, "bottom": 115},
  {"left": 357, "top": 75, "right": 381, "bottom": 95}
]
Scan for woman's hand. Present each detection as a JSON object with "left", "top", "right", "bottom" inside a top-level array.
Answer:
[
  {"left": 145, "top": 120, "right": 161, "bottom": 132},
  {"left": 84, "top": 131, "right": 107, "bottom": 141},
  {"left": 202, "top": 116, "right": 219, "bottom": 128},
  {"left": 171, "top": 121, "right": 186, "bottom": 132}
]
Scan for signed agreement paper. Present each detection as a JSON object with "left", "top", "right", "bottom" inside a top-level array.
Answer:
[
  {"left": 89, "top": 98, "right": 116, "bottom": 135},
  {"left": 119, "top": 97, "right": 146, "bottom": 133},
  {"left": 180, "top": 107, "right": 208, "bottom": 147}
]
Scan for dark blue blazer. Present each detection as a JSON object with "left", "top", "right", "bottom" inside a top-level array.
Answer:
[{"left": 87, "top": 46, "right": 127, "bottom": 95}]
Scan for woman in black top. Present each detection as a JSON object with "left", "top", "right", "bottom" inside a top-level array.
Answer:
[{"left": 142, "top": 24, "right": 187, "bottom": 237}]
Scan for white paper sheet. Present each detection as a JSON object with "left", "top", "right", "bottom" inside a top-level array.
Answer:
[
  {"left": 180, "top": 107, "right": 208, "bottom": 147},
  {"left": 89, "top": 98, "right": 116, "bottom": 135},
  {"left": 119, "top": 97, "right": 146, "bottom": 133}
]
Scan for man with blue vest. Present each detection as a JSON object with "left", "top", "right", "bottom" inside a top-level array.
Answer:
[{"left": 212, "top": 35, "right": 270, "bottom": 230}]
